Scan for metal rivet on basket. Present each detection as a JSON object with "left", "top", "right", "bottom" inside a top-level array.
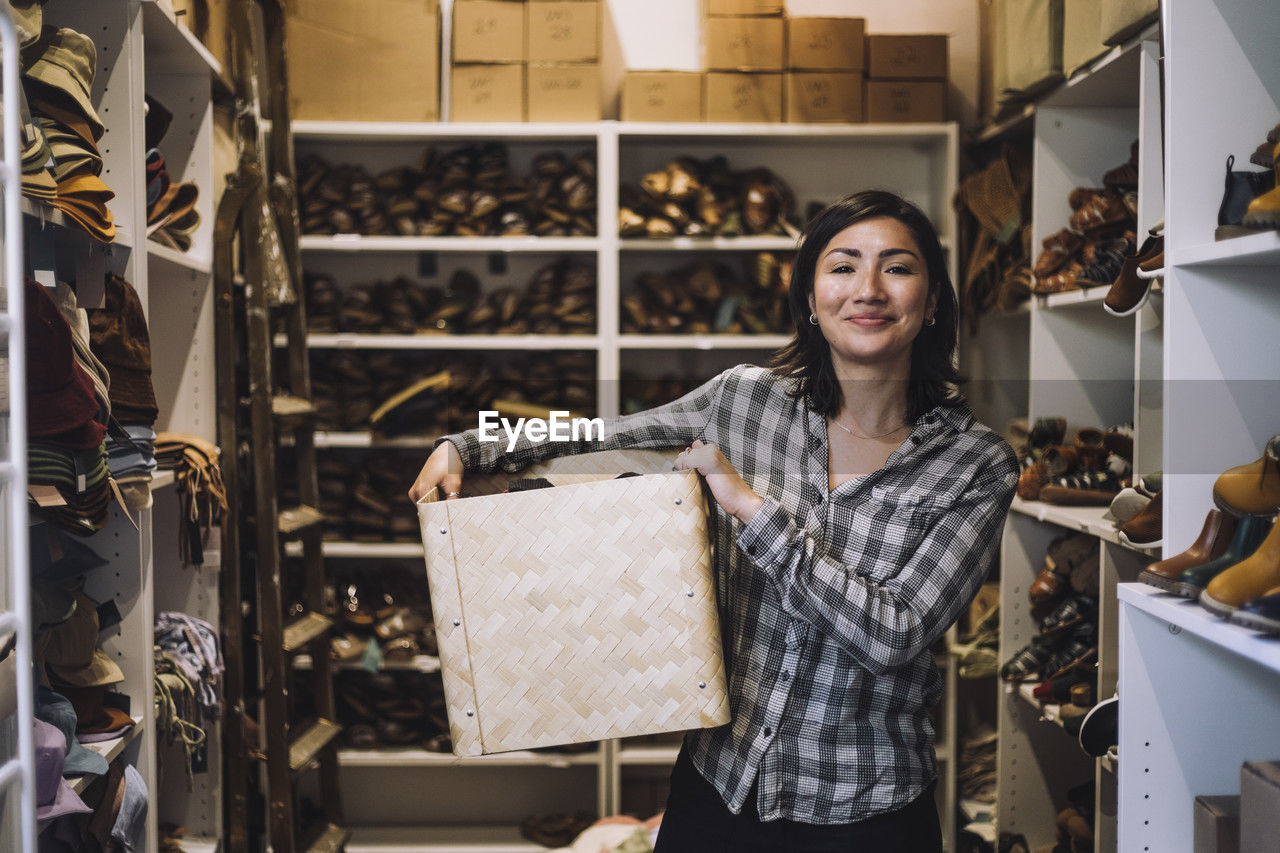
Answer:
[
  {"left": 440, "top": 527, "right": 447, "bottom": 535},
  {"left": 453, "top": 619, "right": 461, "bottom": 627},
  {"left": 686, "top": 590, "right": 694, "bottom": 597},
  {"left": 674, "top": 498, "right": 682, "bottom": 505},
  {"left": 698, "top": 681, "right": 706, "bottom": 689},
  {"left": 466, "top": 709, "right": 474, "bottom": 717}
]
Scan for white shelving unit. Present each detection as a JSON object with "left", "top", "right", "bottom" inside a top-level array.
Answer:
[
  {"left": 979, "top": 25, "right": 1164, "bottom": 853},
  {"left": 8, "top": 3, "right": 226, "bottom": 851},
  {"left": 292, "top": 119, "right": 962, "bottom": 849},
  {"left": 1116, "top": 0, "right": 1280, "bottom": 850}
]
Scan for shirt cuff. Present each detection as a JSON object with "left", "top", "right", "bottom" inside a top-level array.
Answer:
[
  {"left": 435, "top": 431, "right": 486, "bottom": 471},
  {"left": 736, "top": 495, "right": 795, "bottom": 571}
]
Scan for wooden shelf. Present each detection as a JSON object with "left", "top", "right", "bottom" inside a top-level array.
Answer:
[
  {"left": 22, "top": 198, "right": 126, "bottom": 248},
  {"left": 69, "top": 717, "right": 144, "bottom": 794},
  {"left": 299, "top": 235, "right": 599, "bottom": 253},
  {"left": 616, "top": 745, "right": 680, "bottom": 766},
  {"left": 1036, "top": 286, "right": 1111, "bottom": 310},
  {"left": 1118, "top": 583, "right": 1280, "bottom": 676},
  {"left": 293, "top": 121, "right": 601, "bottom": 140},
  {"left": 315, "top": 432, "right": 439, "bottom": 449},
  {"left": 148, "top": 240, "right": 212, "bottom": 276},
  {"left": 139, "top": 0, "right": 225, "bottom": 79},
  {"left": 294, "top": 654, "right": 441, "bottom": 674},
  {"left": 1009, "top": 497, "right": 1159, "bottom": 554},
  {"left": 338, "top": 747, "right": 601, "bottom": 768},
  {"left": 618, "top": 334, "right": 790, "bottom": 350},
  {"left": 619, "top": 236, "right": 797, "bottom": 252},
  {"left": 151, "top": 469, "right": 176, "bottom": 490},
  {"left": 616, "top": 121, "right": 956, "bottom": 140},
  {"left": 286, "top": 541, "right": 425, "bottom": 559}
]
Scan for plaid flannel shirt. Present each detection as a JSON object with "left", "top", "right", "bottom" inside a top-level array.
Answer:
[{"left": 441, "top": 364, "right": 1018, "bottom": 824}]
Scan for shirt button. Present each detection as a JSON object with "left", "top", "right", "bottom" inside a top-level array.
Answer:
[
  {"left": 780, "top": 670, "right": 790, "bottom": 681},
  {"left": 763, "top": 727, "right": 773, "bottom": 737},
  {"left": 747, "top": 545, "right": 756, "bottom": 555}
]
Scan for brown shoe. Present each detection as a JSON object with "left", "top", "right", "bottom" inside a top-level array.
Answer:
[
  {"left": 1139, "top": 508, "right": 1237, "bottom": 591},
  {"left": 1118, "top": 490, "right": 1162, "bottom": 548},
  {"left": 1103, "top": 233, "right": 1163, "bottom": 316},
  {"left": 1214, "top": 434, "right": 1280, "bottom": 516},
  {"left": 1034, "top": 228, "right": 1084, "bottom": 278},
  {"left": 1201, "top": 516, "right": 1280, "bottom": 616}
]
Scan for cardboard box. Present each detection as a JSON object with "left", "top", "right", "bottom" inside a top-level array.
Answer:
[
  {"left": 786, "top": 17, "right": 866, "bottom": 71},
  {"left": 527, "top": 64, "right": 601, "bottom": 121},
  {"left": 454, "top": 0, "right": 525, "bottom": 64},
  {"left": 418, "top": 450, "right": 730, "bottom": 755},
  {"left": 1194, "top": 795, "right": 1241, "bottom": 853},
  {"left": 1241, "top": 761, "right": 1280, "bottom": 853},
  {"left": 620, "top": 71, "right": 704, "bottom": 122},
  {"left": 528, "top": 1, "right": 599, "bottom": 63},
  {"left": 866, "top": 80, "right": 946, "bottom": 123},
  {"left": 866, "top": 34, "right": 949, "bottom": 80},
  {"left": 707, "top": 0, "right": 784, "bottom": 15},
  {"left": 705, "top": 72, "right": 782, "bottom": 122},
  {"left": 1100, "top": 0, "right": 1158, "bottom": 45},
  {"left": 705, "top": 16, "right": 784, "bottom": 71},
  {"left": 1003, "top": 0, "right": 1063, "bottom": 94},
  {"left": 785, "top": 72, "right": 864, "bottom": 123},
  {"left": 286, "top": 0, "right": 440, "bottom": 122},
  {"left": 451, "top": 64, "right": 525, "bottom": 121},
  {"left": 1063, "top": 0, "right": 1107, "bottom": 75}
]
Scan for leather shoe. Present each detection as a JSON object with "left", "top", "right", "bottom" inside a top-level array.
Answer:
[
  {"left": 1138, "top": 508, "right": 1235, "bottom": 591},
  {"left": 1229, "top": 584, "right": 1280, "bottom": 634},
  {"left": 1213, "top": 434, "right": 1280, "bottom": 517},
  {"left": 1200, "top": 516, "right": 1280, "bottom": 617},
  {"left": 1118, "top": 490, "right": 1162, "bottom": 547},
  {"left": 1171, "top": 514, "right": 1272, "bottom": 598}
]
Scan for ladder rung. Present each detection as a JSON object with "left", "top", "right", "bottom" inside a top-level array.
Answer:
[
  {"left": 282, "top": 612, "right": 333, "bottom": 653},
  {"left": 277, "top": 505, "right": 324, "bottom": 537},
  {"left": 289, "top": 718, "right": 342, "bottom": 773},
  {"left": 304, "top": 823, "right": 350, "bottom": 853},
  {"left": 271, "top": 394, "right": 317, "bottom": 422}
]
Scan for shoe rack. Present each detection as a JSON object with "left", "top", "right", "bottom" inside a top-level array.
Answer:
[
  {"left": 290, "top": 120, "right": 961, "bottom": 851},
  {"left": 1116, "top": 0, "right": 1280, "bottom": 850},
  {"left": 4, "top": 2, "right": 225, "bottom": 852},
  {"left": 962, "top": 24, "right": 1165, "bottom": 853}
]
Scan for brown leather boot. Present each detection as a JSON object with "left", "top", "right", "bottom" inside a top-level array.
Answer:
[
  {"left": 1118, "top": 490, "right": 1163, "bottom": 548},
  {"left": 1138, "top": 508, "right": 1236, "bottom": 591},
  {"left": 1201, "top": 516, "right": 1280, "bottom": 616},
  {"left": 1213, "top": 434, "right": 1280, "bottom": 516}
]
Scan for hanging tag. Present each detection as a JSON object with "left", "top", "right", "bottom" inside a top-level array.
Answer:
[
  {"left": 109, "top": 479, "right": 140, "bottom": 531},
  {"left": 201, "top": 526, "right": 222, "bottom": 572},
  {"left": 30, "top": 234, "right": 57, "bottom": 287},
  {"left": 75, "top": 248, "right": 107, "bottom": 308},
  {"left": 186, "top": 516, "right": 205, "bottom": 566},
  {"left": 29, "top": 485, "right": 67, "bottom": 507},
  {"left": 359, "top": 640, "right": 385, "bottom": 673}
]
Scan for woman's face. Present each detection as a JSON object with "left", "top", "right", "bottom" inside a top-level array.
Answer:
[{"left": 807, "top": 216, "right": 937, "bottom": 375}]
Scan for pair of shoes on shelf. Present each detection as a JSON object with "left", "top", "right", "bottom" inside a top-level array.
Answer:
[
  {"left": 1103, "top": 222, "right": 1164, "bottom": 316},
  {"left": 620, "top": 156, "right": 799, "bottom": 239},
  {"left": 1222, "top": 121, "right": 1280, "bottom": 234}
]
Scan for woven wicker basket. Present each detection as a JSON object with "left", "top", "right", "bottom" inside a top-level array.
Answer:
[{"left": 418, "top": 449, "right": 731, "bottom": 755}]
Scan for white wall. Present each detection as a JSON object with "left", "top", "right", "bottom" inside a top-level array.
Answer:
[{"left": 606, "top": 0, "right": 981, "bottom": 127}]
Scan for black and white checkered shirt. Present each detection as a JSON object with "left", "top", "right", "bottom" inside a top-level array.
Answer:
[{"left": 442, "top": 364, "right": 1018, "bottom": 824}]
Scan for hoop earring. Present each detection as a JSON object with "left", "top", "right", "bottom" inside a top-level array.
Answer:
[
  {"left": 925, "top": 316, "right": 936, "bottom": 327},
  {"left": 808, "top": 313, "right": 819, "bottom": 326}
]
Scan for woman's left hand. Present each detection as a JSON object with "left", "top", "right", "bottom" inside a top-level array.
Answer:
[{"left": 674, "top": 440, "right": 764, "bottom": 525}]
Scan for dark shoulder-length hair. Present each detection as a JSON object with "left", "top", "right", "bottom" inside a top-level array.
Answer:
[{"left": 770, "top": 190, "right": 965, "bottom": 421}]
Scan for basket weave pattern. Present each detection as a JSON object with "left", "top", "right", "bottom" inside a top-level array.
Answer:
[{"left": 420, "top": 450, "right": 731, "bottom": 755}]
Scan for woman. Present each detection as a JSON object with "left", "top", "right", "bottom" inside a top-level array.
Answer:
[{"left": 409, "top": 190, "right": 1018, "bottom": 852}]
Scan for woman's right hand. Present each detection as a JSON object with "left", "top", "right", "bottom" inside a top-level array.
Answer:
[{"left": 408, "top": 440, "right": 464, "bottom": 503}]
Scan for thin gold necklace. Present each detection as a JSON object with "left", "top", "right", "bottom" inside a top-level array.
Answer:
[{"left": 830, "top": 417, "right": 908, "bottom": 440}]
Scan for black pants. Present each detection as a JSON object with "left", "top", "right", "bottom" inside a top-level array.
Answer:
[{"left": 654, "top": 747, "right": 943, "bottom": 853}]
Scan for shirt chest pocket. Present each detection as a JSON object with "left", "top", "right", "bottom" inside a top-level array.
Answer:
[{"left": 826, "top": 487, "right": 954, "bottom": 582}]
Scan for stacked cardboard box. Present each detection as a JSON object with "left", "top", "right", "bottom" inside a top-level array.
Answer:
[
  {"left": 865, "top": 34, "right": 948, "bottom": 123},
  {"left": 285, "top": 0, "right": 441, "bottom": 122},
  {"left": 452, "top": 0, "right": 526, "bottom": 121},
  {"left": 703, "top": 0, "right": 784, "bottom": 123},
  {"left": 527, "top": 0, "right": 602, "bottom": 121},
  {"left": 785, "top": 17, "right": 866, "bottom": 123}
]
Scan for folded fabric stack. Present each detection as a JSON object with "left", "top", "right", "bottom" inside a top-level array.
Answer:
[
  {"left": 1032, "top": 141, "right": 1140, "bottom": 295},
  {"left": 1014, "top": 418, "right": 1133, "bottom": 506},
  {"left": 957, "top": 726, "right": 998, "bottom": 807},
  {"left": 154, "top": 612, "right": 223, "bottom": 785},
  {"left": 88, "top": 273, "right": 160, "bottom": 512},
  {"left": 306, "top": 257, "right": 597, "bottom": 336},
  {"left": 144, "top": 95, "right": 201, "bottom": 252},
  {"left": 298, "top": 143, "right": 597, "bottom": 237},
  {"left": 621, "top": 255, "right": 792, "bottom": 335},
  {"left": 26, "top": 279, "right": 112, "bottom": 536},
  {"left": 310, "top": 350, "right": 596, "bottom": 434},
  {"left": 154, "top": 434, "right": 229, "bottom": 567},
  {"left": 619, "top": 156, "right": 799, "bottom": 239},
  {"left": 18, "top": 15, "right": 116, "bottom": 242}
]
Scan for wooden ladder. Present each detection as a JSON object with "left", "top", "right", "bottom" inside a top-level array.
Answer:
[{"left": 215, "top": 2, "right": 346, "bottom": 850}]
